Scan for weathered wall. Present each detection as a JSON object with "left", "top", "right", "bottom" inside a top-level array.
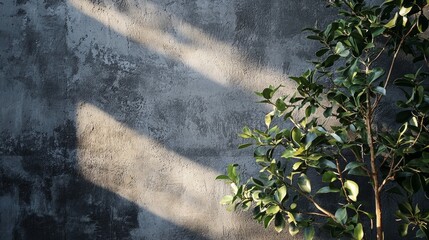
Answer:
[{"left": 0, "top": 0, "right": 335, "bottom": 239}]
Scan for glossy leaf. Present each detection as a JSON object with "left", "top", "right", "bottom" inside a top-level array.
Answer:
[
  {"left": 298, "top": 174, "right": 312, "bottom": 193},
  {"left": 344, "top": 180, "right": 359, "bottom": 202},
  {"left": 353, "top": 223, "right": 364, "bottom": 240},
  {"left": 274, "top": 213, "right": 285, "bottom": 233},
  {"left": 335, "top": 207, "right": 348, "bottom": 225}
]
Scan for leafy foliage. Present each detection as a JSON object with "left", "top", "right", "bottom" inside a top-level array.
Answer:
[{"left": 218, "top": 0, "right": 429, "bottom": 239}]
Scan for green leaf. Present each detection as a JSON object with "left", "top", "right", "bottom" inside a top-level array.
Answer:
[
  {"left": 344, "top": 180, "right": 359, "bottom": 202},
  {"left": 292, "top": 128, "right": 302, "bottom": 145},
  {"left": 265, "top": 111, "right": 274, "bottom": 128},
  {"left": 399, "top": 6, "right": 412, "bottom": 16},
  {"left": 266, "top": 205, "right": 280, "bottom": 215},
  {"left": 274, "top": 213, "right": 285, "bottom": 233},
  {"left": 274, "top": 185, "right": 287, "bottom": 203},
  {"left": 316, "top": 48, "right": 330, "bottom": 57},
  {"left": 323, "top": 55, "right": 340, "bottom": 67},
  {"left": 288, "top": 222, "right": 299, "bottom": 236},
  {"left": 238, "top": 143, "right": 252, "bottom": 149},
  {"left": 373, "top": 86, "right": 386, "bottom": 95},
  {"left": 227, "top": 164, "right": 239, "bottom": 183},
  {"left": 335, "top": 207, "right": 348, "bottom": 225},
  {"left": 263, "top": 215, "right": 274, "bottom": 228},
  {"left": 416, "top": 227, "right": 428, "bottom": 238},
  {"left": 368, "top": 68, "right": 385, "bottom": 83},
  {"left": 262, "top": 88, "right": 274, "bottom": 99},
  {"left": 275, "top": 98, "right": 286, "bottom": 111},
  {"left": 322, "top": 171, "right": 337, "bottom": 183},
  {"left": 298, "top": 174, "right": 312, "bottom": 193},
  {"left": 396, "top": 110, "right": 412, "bottom": 123},
  {"left": 320, "top": 159, "right": 337, "bottom": 169},
  {"left": 215, "top": 175, "right": 230, "bottom": 180},
  {"left": 344, "top": 162, "right": 365, "bottom": 172},
  {"left": 399, "top": 223, "right": 409, "bottom": 237},
  {"left": 304, "top": 226, "right": 315, "bottom": 240},
  {"left": 353, "top": 223, "right": 364, "bottom": 240},
  {"left": 385, "top": 13, "right": 398, "bottom": 28},
  {"left": 317, "top": 186, "right": 340, "bottom": 194},
  {"left": 323, "top": 107, "right": 333, "bottom": 117},
  {"left": 220, "top": 195, "right": 234, "bottom": 205},
  {"left": 331, "top": 133, "right": 344, "bottom": 143}
]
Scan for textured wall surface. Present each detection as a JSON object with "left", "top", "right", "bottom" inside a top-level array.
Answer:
[{"left": 0, "top": 0, "right": 335, "bottom": 239}]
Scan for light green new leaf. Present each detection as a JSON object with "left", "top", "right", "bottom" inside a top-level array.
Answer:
[
  {"left": 353, "top": 223, "right": 364, "bottom": 240},
  {"left": 344, "top": 180, "right": 359, "bottom": 202},
  {"left": 385, "top": 13, "right": 398, "bottom": 28},
  {"left": 399, "top": 6, "right": 412, "bottom": 16},
  {"left": 220, "top": 195, "right": 234, "bottom": 205},
  {"left": 265, "top": 111, "right": 274, "bottom": 128},
  {"left": 266, "top": 205, "right": 280, "bottom": 215}
]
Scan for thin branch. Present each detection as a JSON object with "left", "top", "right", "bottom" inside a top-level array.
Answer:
[
  {"left": 373, "top": 23, "right": 417, "bottom": 109},
  {"left": 336, "top": 157, "right": 352, "bottom": 203},
  {"left": 284, "top": 182, "right": 337, "bottom": 221}
]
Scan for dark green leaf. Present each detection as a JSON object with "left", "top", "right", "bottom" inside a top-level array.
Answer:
[
  {"left": 396, "top": 110, "right": 412, "bottom": 123},
  {"left": 238, "top": 143, "right": 252, "bottom": 149},
  {"left": 262, "top": 88, "right": 274, "bottom": 99},
  {"left": 399, "top": 223, "right": 409, "bottom": 237},
  {"left": 322, "top": 171, "right": 337, "bottom": 183},
  {"left": 324, "top": 107, "right": 333, "bottom": 117},
  {"left": 344, "top": 162, "right": 365, "bottom": 172},
  {"left": 304, "top": 226, "right": 315, "bottom": 240},
  {"left": 316, "top": 48, "right": 330, "bottom": 57},
  {"left": 275, "top": 98, "right": 286, "bottom": 111},
  {"left": 289, "top": 222, "right": 300, "bottom": 236},
  {"left": 274, "top": 213, "right": 285, "bottom": 233}
]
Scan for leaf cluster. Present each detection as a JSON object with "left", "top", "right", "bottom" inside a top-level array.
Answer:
[{"left": 218, "top": 0, "right": 429, "bottom": 239}]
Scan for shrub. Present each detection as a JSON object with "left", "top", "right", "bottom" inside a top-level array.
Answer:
[{"left": 218, "top": 0, "right": 429, "bottom": 239}]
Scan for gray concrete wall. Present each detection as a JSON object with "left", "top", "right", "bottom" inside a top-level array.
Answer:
[{"left": 0, "top": 0, "right": 333, "bottom": 239}]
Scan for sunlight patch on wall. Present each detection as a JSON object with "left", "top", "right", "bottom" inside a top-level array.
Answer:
[
  {"left": 76, "top": 102, "right": 234, "bottom": 236},
  {"left": 67, "top": 0, "right": 294, "bottom": 93}
]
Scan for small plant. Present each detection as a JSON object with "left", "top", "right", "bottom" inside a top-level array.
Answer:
[{"left": 217, "top": 0, "right": 429, "bottom": 239}]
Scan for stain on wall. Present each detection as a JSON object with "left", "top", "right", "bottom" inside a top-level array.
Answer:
[{"left": 0, "top": 0, "right": 338, "bottom": 239}]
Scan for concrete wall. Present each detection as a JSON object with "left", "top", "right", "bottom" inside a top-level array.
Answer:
[{"left": 0, "top": 0, "right": 334, "bottom": 239}]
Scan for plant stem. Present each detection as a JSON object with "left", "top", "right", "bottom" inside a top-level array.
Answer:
[{"left": 366, "top": 91, "right": 383, "bottom": 240}]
